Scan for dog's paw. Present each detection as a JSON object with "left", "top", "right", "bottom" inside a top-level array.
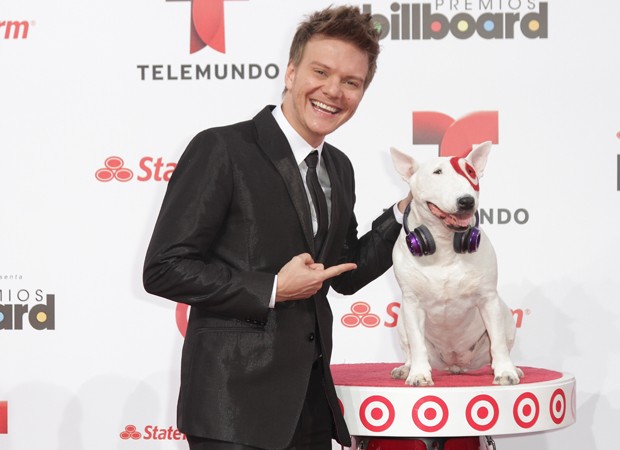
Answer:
[
  {"left": 493, "top": 366, "right": 522, "bottom": 385},
  {"left": 390, "top": 365, "right": 410, "bottom": 380},
  {"left": 405, "top": 365, "right": 435, "bottom": 386},
  {"left": 405, "top": 372, "right": 434, "bottom": 387}
]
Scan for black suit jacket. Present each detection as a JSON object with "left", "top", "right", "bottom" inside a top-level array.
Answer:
[{"left": 143, "top": 105, "right": 401, "bottom": 449}]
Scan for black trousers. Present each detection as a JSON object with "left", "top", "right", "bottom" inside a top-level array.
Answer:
[{"left": 187, "top": 359, "right": 333, "bottom": 450}]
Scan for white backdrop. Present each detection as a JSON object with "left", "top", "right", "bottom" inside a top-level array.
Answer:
[{"left": 2, "top": 0, "right": 619, "bottom": 448}]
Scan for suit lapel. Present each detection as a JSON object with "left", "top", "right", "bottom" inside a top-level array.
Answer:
[{"left": 253, "top": 107, "right": 315, "bottom": 252}]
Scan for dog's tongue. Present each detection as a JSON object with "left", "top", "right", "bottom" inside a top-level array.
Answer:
[
  {"left": 445, "top": 214, "right": 473, "bottom": 228},
  {"left": 428, "top": 203, "right": 474, "bottom": 228}
]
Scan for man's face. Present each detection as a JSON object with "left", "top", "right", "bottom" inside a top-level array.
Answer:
[{"left": 282, "top": 36, "right": 369, "bottom": 148}]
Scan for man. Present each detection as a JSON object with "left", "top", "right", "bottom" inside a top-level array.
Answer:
[{"left": 143, "top": 5, "right": 410, "bottom": 450}]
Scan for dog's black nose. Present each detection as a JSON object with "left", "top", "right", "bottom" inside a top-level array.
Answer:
[{"left": 457, "top": 195, "right": 475, "bottom": 211}]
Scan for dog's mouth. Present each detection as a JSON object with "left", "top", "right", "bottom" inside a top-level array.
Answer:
[{"left": 427, "top": 202, "right": 474, "bottom": 232}]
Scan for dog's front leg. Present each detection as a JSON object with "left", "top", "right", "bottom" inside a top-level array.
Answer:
[
  {"left": 479, "top": 297, "right": 522, "bottom": 385},
  {"left": 392, "top": 299, "right": 434, "bottom": 386}
]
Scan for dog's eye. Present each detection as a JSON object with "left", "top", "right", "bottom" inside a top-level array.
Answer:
[{"left": 433, "top": 169, "right": 442, "bottom": 174}]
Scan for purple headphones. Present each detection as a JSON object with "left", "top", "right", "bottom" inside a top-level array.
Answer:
[{"left": 403, "top": 204, "right": 481, "bottom": 256}]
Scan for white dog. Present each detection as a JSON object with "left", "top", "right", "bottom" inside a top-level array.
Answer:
[{"left": 390, "top": 142, "right": 522, "bottom": 386}]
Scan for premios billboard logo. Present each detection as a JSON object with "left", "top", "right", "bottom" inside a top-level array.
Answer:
[
  {"left": 0, "top": 289, "right": 55, "bottom": 331},
  {"left": 364, "top": 1, "right": 548, "bottom": 41}
]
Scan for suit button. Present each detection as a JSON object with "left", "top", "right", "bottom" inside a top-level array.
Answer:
[{"left": 308, "top": 333, "right": 315, "bottom": 342}]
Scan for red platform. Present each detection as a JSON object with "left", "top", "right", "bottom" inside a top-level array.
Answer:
[{"left": 331, "top": 363, "right": 575, "bottom": 437}]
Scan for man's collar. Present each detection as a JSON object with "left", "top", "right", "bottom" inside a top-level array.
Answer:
[{"left": 272, "top": 104, "right": 325, "bottom": 166}]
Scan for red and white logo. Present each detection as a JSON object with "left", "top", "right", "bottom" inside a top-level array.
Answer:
[
  {"left": 513, "top": 392, "right": 540, "bottom": 429},
  {"left": 359, "top": 395, "right": 395, "bottom": 432},
  {"left": 412, "top": 111, "right": 499, "bottom": 158},
  {"left": 412, "top": 395, "right": 449, "bottom": 432},
  {"left": 466, "top": 394, "right": 499, "bottom": 431},
  {"left": 120, "top": 424, "right": 142, "bottom": 440},
  {"left": 341, "top": 302, "right": 380, "bottom": 328},
  {"left": 119, "top": 424, "right": 186, "bottom": 441},
  {"left": 450, "top": 157, "right": 480, "bottom": 191},
  {"left": 96, "top": 156, "right": 134, "bottom": 182},
  {"left": 549, "top": 388, "right": 566, "bottom": 425},
  {"left": 0, "top": 401, "right": 8, "bottom": 434},
  {"left": 95, "top": 156, "right": 176, "bottom": 182},
  {"left": 167, "top": 0, "right": 249, "bottom": 54}
]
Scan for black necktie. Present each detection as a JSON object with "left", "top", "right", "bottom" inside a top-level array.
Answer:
[{"left": 305, "top": 151, "right": 328, "bottom": 254}]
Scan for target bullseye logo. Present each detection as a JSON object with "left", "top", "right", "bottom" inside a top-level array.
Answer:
[
  {"left": 359, "top": 395, "right": 395, "bottom": 432},
  {"left": 549, "top": 389, "right": 566, "bottom": 424},
  {"left": 341, "top": 302, "right": 381, "bottom": 328},
  {"left": 466, "top": 394, "right": 499, "bottom": 431},
  {"left": 450, "top": 157, "right": 480, "bottom": 191},
  {"left": 95, "top": 156, "right": 134, "bottom": 182},
  {"left": 412, "top": 395, "right": 449, "bottom": 432},
  {"left": 513, "top": 392, "right": 539, "bottom": 428}
]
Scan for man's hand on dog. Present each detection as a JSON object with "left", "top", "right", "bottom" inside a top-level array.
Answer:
[{"left": 275, "top": 253, "right": 357, "bottom": 302}]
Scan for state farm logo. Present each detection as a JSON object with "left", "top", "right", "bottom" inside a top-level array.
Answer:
[
  {"left": 95, "top": 157, "right": 133, "bottom": 182},
  {"left": 0, "top": 401, "right": 7, "bottom": 434},
  {"left": 341, "top": 302, "right": 381, "bottom": 328},
  {"left": 1, "top": 20, "right": 33, "bottom": 39},
  {"left": 120, "top": 424, "right": 186, "bottom": 441},
  {"left": 166, "top": 0, "right": 249, "bottom": 54},
  {"left": 120, "top": 425, "right": 141, "bottom": 440},
  {"left": 95, "top": 156, "right": 176, "bottom": 182},
  {"left": 341, "top": 302, "right": 529, "bottom": 329}
]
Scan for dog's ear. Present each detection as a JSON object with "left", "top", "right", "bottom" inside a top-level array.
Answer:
[
  {"left": 467, "top": 141, "right": 492, "bottom": 178},
  {"left": 390, "top": 147, "right": 418, "bottom": 181}
]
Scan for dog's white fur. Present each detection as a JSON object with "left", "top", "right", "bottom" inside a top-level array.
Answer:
[{"left": 390, "top": 142, "right": 522, "bottom": 386}]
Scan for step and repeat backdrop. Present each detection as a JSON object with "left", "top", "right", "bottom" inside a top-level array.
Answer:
[{"left": 2, "top": 0, "right": 619, "bottom": 448}]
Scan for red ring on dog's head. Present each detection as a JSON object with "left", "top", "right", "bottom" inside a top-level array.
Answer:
[{"left": 450, "top": 157, "right": 479, "bottom": 191}]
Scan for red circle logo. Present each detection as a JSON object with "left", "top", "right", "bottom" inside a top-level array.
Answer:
[
  {"left": 513, "top": 392, "right": 540, "bottom": 428},
  {"left": 466, "top": 394, "right": 499, "bottom": 431},
  {"left": 120, "top": 424, "right": 142, "bottom": 440},
  {"left": 341, "top": 302, "right": 381, "bottom": 328},
  {"left": 549, "top": 388, "right": 566, "bottom": 425},
  {"left": 449, "top": 157, "right": 479, "bottom": 191},
  {"left": 412, "top": 395, "right": 449, "bottom": 432},
  {"left": 359, "top": 395, "right": 396, "bottom": 432},
  {"left": 95, "top": 156, "right": 134, "bottom": 182}
]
